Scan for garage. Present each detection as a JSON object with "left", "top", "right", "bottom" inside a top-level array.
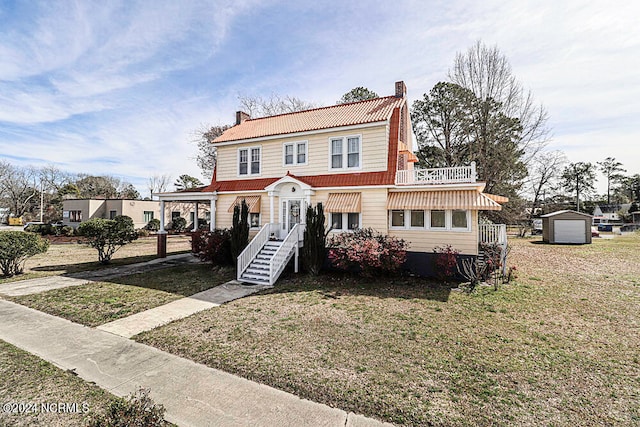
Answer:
[{"left": 541, "top": 210, "right": 592, "bottom": 244}]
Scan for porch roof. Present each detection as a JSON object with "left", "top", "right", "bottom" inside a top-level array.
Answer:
[
  {"left": 325, "top": 192, "right": 362, "bottom": 213},
  {"left": 387, "top": 190, "right": 502, "bottom": 211}
]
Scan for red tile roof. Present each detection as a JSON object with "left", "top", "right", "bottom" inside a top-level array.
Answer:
[{"left": 213, "top": 96, "right": 404, "bottom": 143}]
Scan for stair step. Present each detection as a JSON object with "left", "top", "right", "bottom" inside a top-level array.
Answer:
[
  {"left": 264, "top": 242, "right": 282, "bottom": 248},
  {"left": 246, "top": 267, "right": 269, "bottom": 275},
  {"left": 241, "top": 272, "right": 269, "bottom": 281},
  {"left": 256, "top": 254, "right": 274, "bottom": 261}
]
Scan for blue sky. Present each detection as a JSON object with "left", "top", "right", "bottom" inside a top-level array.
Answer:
[{"left": 1, "top": 0, "right": 638, "bottom": 197}]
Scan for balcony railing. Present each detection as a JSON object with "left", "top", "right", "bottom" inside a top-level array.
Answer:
[
  {"left": 396, "top": 162, "right": 477, "bottom": 185},
  {"left": 479, "top": 224, "right": 507, "bottom": 246}
]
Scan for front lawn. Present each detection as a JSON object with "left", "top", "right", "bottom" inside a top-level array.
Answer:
[
  {"left": 135, "top": 235, "right": 640, "bottom": 426},
  {"left": 0, "top": 235, "right": 191, "bottom": 285},
  {"left": 0, "top": 339, "right": 116, "bottom": 426},
  {"left": 10, "top": 264, "right": 234, "bottom": 327}
]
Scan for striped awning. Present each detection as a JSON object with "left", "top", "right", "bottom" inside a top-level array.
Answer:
[
  {"left": 227, "top": 195, "right": 261, "bottom": 213},
  {"left": 400, "top": 150, "right": 419, "bottom": 163},
  {"left": 484, "top": 193, "right": 509, "bottom": 204},
  {"left": 325, "top": 193, "right": 362, "bottom": 213},
  {"left": 387, "top": 190, "right": 502, "bottom": 211}
]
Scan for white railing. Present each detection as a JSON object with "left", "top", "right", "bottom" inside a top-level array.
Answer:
[
  {"left": 269, "top": 223, "right": 304, "bottom": 286},
  {"left": 479, "top": 224, "right": 507, "bottom": 246},
  {"left": 396, "top": 162, "right": 477, "bottom": 185},
  {"left": 237, "top": 223, "right": 271, "bottom": 278}
]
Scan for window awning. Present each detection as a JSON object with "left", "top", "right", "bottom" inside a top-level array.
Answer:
[
  {"left": 227, "top": 195, "right": 261, "bottom": 213},
  {"left": 325, "top": 193, "right": 362, "bottom": 213},
  {"left": 387, "top": 190, "right": 502, "bottom": 211},
  {"left": 483, "top": 193, "right": 509, "bottom": 204}
]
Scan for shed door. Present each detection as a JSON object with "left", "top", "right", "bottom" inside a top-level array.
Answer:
[{"left": 554, "top": 220, "right": 586, "bottom": 244}]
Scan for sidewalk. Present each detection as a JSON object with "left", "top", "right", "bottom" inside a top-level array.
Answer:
[{"left": 0, "top": 300, "right": 391, "bottom": 427}]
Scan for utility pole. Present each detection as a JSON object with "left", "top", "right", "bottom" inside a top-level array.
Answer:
[{"left": 40, "top": 180, "right": 44, "bottom": 222}]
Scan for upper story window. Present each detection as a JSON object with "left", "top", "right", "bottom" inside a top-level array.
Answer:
[
  {"left": 283, "top": 141, "right": 307, "bottom": 166},
  {"left": 239, "top": 146, "right": 261, "bottom": 176},
  {"left": 330, "top": 135, "right": 361, "bottom": 170}
]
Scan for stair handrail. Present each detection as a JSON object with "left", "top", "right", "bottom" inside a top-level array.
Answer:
[
  {"left": 237, "top": 223, "right": 271, "bottom": 278},
  {"left": 269, "top": 224, "right": 302, "bottom": 286}
]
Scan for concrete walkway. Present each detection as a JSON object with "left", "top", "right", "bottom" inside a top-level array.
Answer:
[
  {"left": 0, "top": 300, "right": 391, "bottom": 427},
  {"left": 0, "top": 253, "right": 198, "bottom": 297},
  {"left": 98, "top": 280, "right": 273, "bottom": 338}
]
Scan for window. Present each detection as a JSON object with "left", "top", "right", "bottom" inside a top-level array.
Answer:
[
  {"left": 391, "top": 210, "right": 405, "bottom": 227},
  {"left": 331, "top": 212, "right": 343, "bottom": 230},
  {"left": 283, "top": 142, "right": 307, "bottom": 166},
  {"left": 430, "top": 210, "right": 446, "bottom": 228},
  {"left": 410, "top": 210, "right": 425, "bottom": 227},
  {"left": 452, "top": 210, "right": 469, "bottom": 229},
  {"left": 330, "top": 212, "right": 360, "bottom": 231},
  {"left": 109, "top": 210, "right": 117, "bottom": 219},
  {"left": 190, "top": 212, "right": 195, "bottom": 224},
  {"left": 331, "top": 138, "right": 342, "bottom": 169},
  {"left": 238, "top": 146, "right": 261, "bottom": 176},
  {"left": 172, "top": 211, "right": 181, "bottom": 220},
  {"left": 143, "top": 211, "right": 154, "bottom": 223},
  {"left": 69, "top": 210, "right": 82, "bottom": 222},
  {"left": 250, "top": 213, "right": 260, "bottom": 228},
  {"left": 330, "top": 136, "right": 361, "bottom": 170}
]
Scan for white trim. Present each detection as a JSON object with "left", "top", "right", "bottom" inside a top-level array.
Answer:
[
  {"left": 157, "top": 193, "right": 217, "bottom": 201},
  {"left": 282, "top": 140, "right": 308, "bottom": 167},
  {"left": 328, "top": 134, "right": 363, "bottom": 172},
  {"left": 237, "top": 146, "right": 262, "bottom": 177},
  {"left": 211, "top": 121, "right": 388, "bottom": 146},
  {"left": 264, "top": 175, "right": 314, "bottom": 192},
  {"left": 389, "top": 182, "right": 486, "bottom": 192}
]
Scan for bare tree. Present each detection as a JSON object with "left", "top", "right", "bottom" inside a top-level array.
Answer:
[
  {"left": 192, "top": 124, "right": 229, "bottom": 180},
  {"left": 148, "top": 174, "right": 172, "bottom": 198},
  {"left": 0, "top": 163, "right": 39, "bottom": 217},
  {"left": 449, "top": 41, "right": 550, "bottom": 164},
  {"left": 527, "top": 151, "right": 566, "bottom": 215},
  {"left": 237, "top": 94, "right": 317, "bottom": 118}
]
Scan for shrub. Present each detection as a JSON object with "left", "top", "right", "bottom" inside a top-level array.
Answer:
[
  {"left": 60, "top": 225, "right": 75, "bottom": 237},
  {"left": 433, "top": 244, "right": 460, "bottom": 281},
  {"left": 88, "top": 388, "right": 166, "bottom": 427},
  {"left": 327, "top": 228, "right": 407, "bottom": 277},
  {"left": 302, "top": 202, "right": 327, "bottom": 276},
  {"left": 171, "top": 217, "right": 187, "bottom": 232},
  {"left": 137, "top": 228, "right": 150, "bottom": 238},
  {"left": 145, "top": 218, "right": 160, "bottom": 231},
  {"left": 230, "top": 200, "right": 249, "bottom": 264},
  {"left": 191, "top": 229, "right": 233, "bottom": 266},
  {"left": 78, "top": 215, "right": 138, "bottom": 264},
  {"left": 0, "top": 231, "right": 49, "bottom": 277}
]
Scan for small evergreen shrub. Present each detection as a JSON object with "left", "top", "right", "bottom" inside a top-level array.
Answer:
[
  {"left": 88, "top": 388, "right": 166, "bottom": 427},
  {"left": 145, "top": 218, "right": 161, "bottom": 231},
  {"left": 78, "top": 215, "right": 138, "bottom": 264},
  {"left": 433, "top": 244, "right": 460, "bottom": 281},
  {"left": 171, "top": 217, "right": 187, "bottom": 232},
  {"left": 327, "top": 228, "right": 407, "bottom": 277},
  {"left": 302, "top": 202, "right": 327, "bottom": 276},
  {"left": 0, "top": 231, "right": 49, "bottom": 276},
  {"left": 230, "top": 200, "right": 249, "bottom": 264},
  {"left": 137, "top": 228, "right": 150, "bottom": 238},
  {"left": 191, "top": 229, "right": 233, "bottom": 266}
]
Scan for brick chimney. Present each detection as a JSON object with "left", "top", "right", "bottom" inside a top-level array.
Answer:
[
  {"left": 394, "top": 81, "right": 406, "bottom": 98},
  {"left": 235, "top": 111, "right": 250, "bottom": 125}
]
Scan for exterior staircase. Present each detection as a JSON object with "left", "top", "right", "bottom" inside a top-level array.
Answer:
[{"left": 239, "top": 240, "right": 282, "bottom": 285}]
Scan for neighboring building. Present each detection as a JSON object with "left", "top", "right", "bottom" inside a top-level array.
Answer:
[
  {"left": 0, "top": 208, "right": 8, "bottom": 224},
  {"left": 592, "top": 204, "right": 631, "bottom": 224},
  {"left": 62, "top": 199, "right": 210, "bottom": 229},
  {"left": 158, "top": 81, "right": 508, "bottom": 284},
  {"left": 541, "top": 210, "right": 592, "bottom": 244}
]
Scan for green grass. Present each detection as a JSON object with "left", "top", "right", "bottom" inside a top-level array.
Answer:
[
  {"left": 10, "top": 264, "right": 234, "bottom": 327},
  {"left": 0, "top": 339, "right": 116, "bottom": 426},
  {"left": 135, "top": 235, "right": 640, "bottom": 426}
]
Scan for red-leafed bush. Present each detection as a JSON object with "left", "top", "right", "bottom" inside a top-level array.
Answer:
[
  {"left": 327, "top": 228, "right": 407, "bottom": 277},
  {"left": 191, "top": 229, "right": 233, "bottom": 266},
  {"left": 433, "top": 244, "right": 460, "bottom": 281}
]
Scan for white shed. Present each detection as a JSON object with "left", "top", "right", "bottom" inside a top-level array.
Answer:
[{"left": 541, "top": 210, "right": 592, "bottom": 244}]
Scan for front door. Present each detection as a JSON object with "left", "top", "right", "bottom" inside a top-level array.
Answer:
[{"left": 287, "top": 199, "right": 302, "bottom": 231}]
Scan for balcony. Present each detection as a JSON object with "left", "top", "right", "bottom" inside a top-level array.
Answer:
[{"left": 396, "top": 162, "right": 477, "bottom": 185}]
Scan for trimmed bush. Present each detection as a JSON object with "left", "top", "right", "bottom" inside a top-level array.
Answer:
[
  {"left": 145, "top": 218, "right": 161, "bottom": 231},
  {"left": 191, "top": 229, "right": 233, "bottom": 266},
  {"left": 171, "top": 217, "right": 187, "bottom": 232},
  {"left": 88, "top": 388, "right": 166, "bottom": 427},
  {"left": 327, "top": 228, "right": 407, "bottom": 277},
  {"left": 0, "top": 231, "right": 49, "bottom": 277},
  {"left": 78, "top": 215, "right": 138, "bottom": 264}
]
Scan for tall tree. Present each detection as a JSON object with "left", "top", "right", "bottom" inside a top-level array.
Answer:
[
  {"left": 174, "top": 174, "right": 204, "bottom": 191},
  {"left": 337, "top": 87, "right": 379, "bottom": 104},
  {"left": 118, "top": 183, "right": 140, "bottom": 200},
  {"left": 597, "top": 157, "right": 626, "bottom": 204},
  {"left": 192, "top": 125, "right": 230, "bottom": 180},
  {"left": 561, "top": 162, "right": 596, "bottom": 212},
  {"left": 148, "top": 174, "right": 172, "bottom": 198},
  {"left": 449, "top": 41, "right": 549, "bottom": 165},
  {"left": 75, "top": 175, "right": 120, "bottom": 199},
  {"left": 0, "top": 163, "right": 39, "bottom": 217},
  {"left": 411, "top": 82, "right": 474, "bottom": 167},
  {"left": 527, "top": 151, "right": 566, "bottom": 215}
]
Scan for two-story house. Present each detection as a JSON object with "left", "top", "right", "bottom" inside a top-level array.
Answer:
[{"left": 158, "top": 81, "right": 507, "bottom": 284}]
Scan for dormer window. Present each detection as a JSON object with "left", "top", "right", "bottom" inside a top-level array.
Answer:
[
  {"left": 283, "top": 141, "right": 307, "bottom": 166},
  {"left": 329, "top": 135, "right": 361, "bottom": 170},
  {"left": 238, "top": 146, "right": 261, "bottom": 176}
]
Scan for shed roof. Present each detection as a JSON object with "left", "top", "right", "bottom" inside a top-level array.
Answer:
[{"left": 541, "top": 210, "right": 593, "bottom": 218}]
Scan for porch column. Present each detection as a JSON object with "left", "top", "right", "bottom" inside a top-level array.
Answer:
[
  {"left": 269, "top": 192, "right": 275, "bottom": 223},
  {"left": 193, "top": 202, "right": 199, "bottom": 231},
  {"left": 157, "top": 199, "right": 167, "bottom": 258},
  {"left": 210, "top": 196, "right": 217, "bottom": 231},
  {"left": 159, "top": 200, "right": 166, "bottom": 232}
]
